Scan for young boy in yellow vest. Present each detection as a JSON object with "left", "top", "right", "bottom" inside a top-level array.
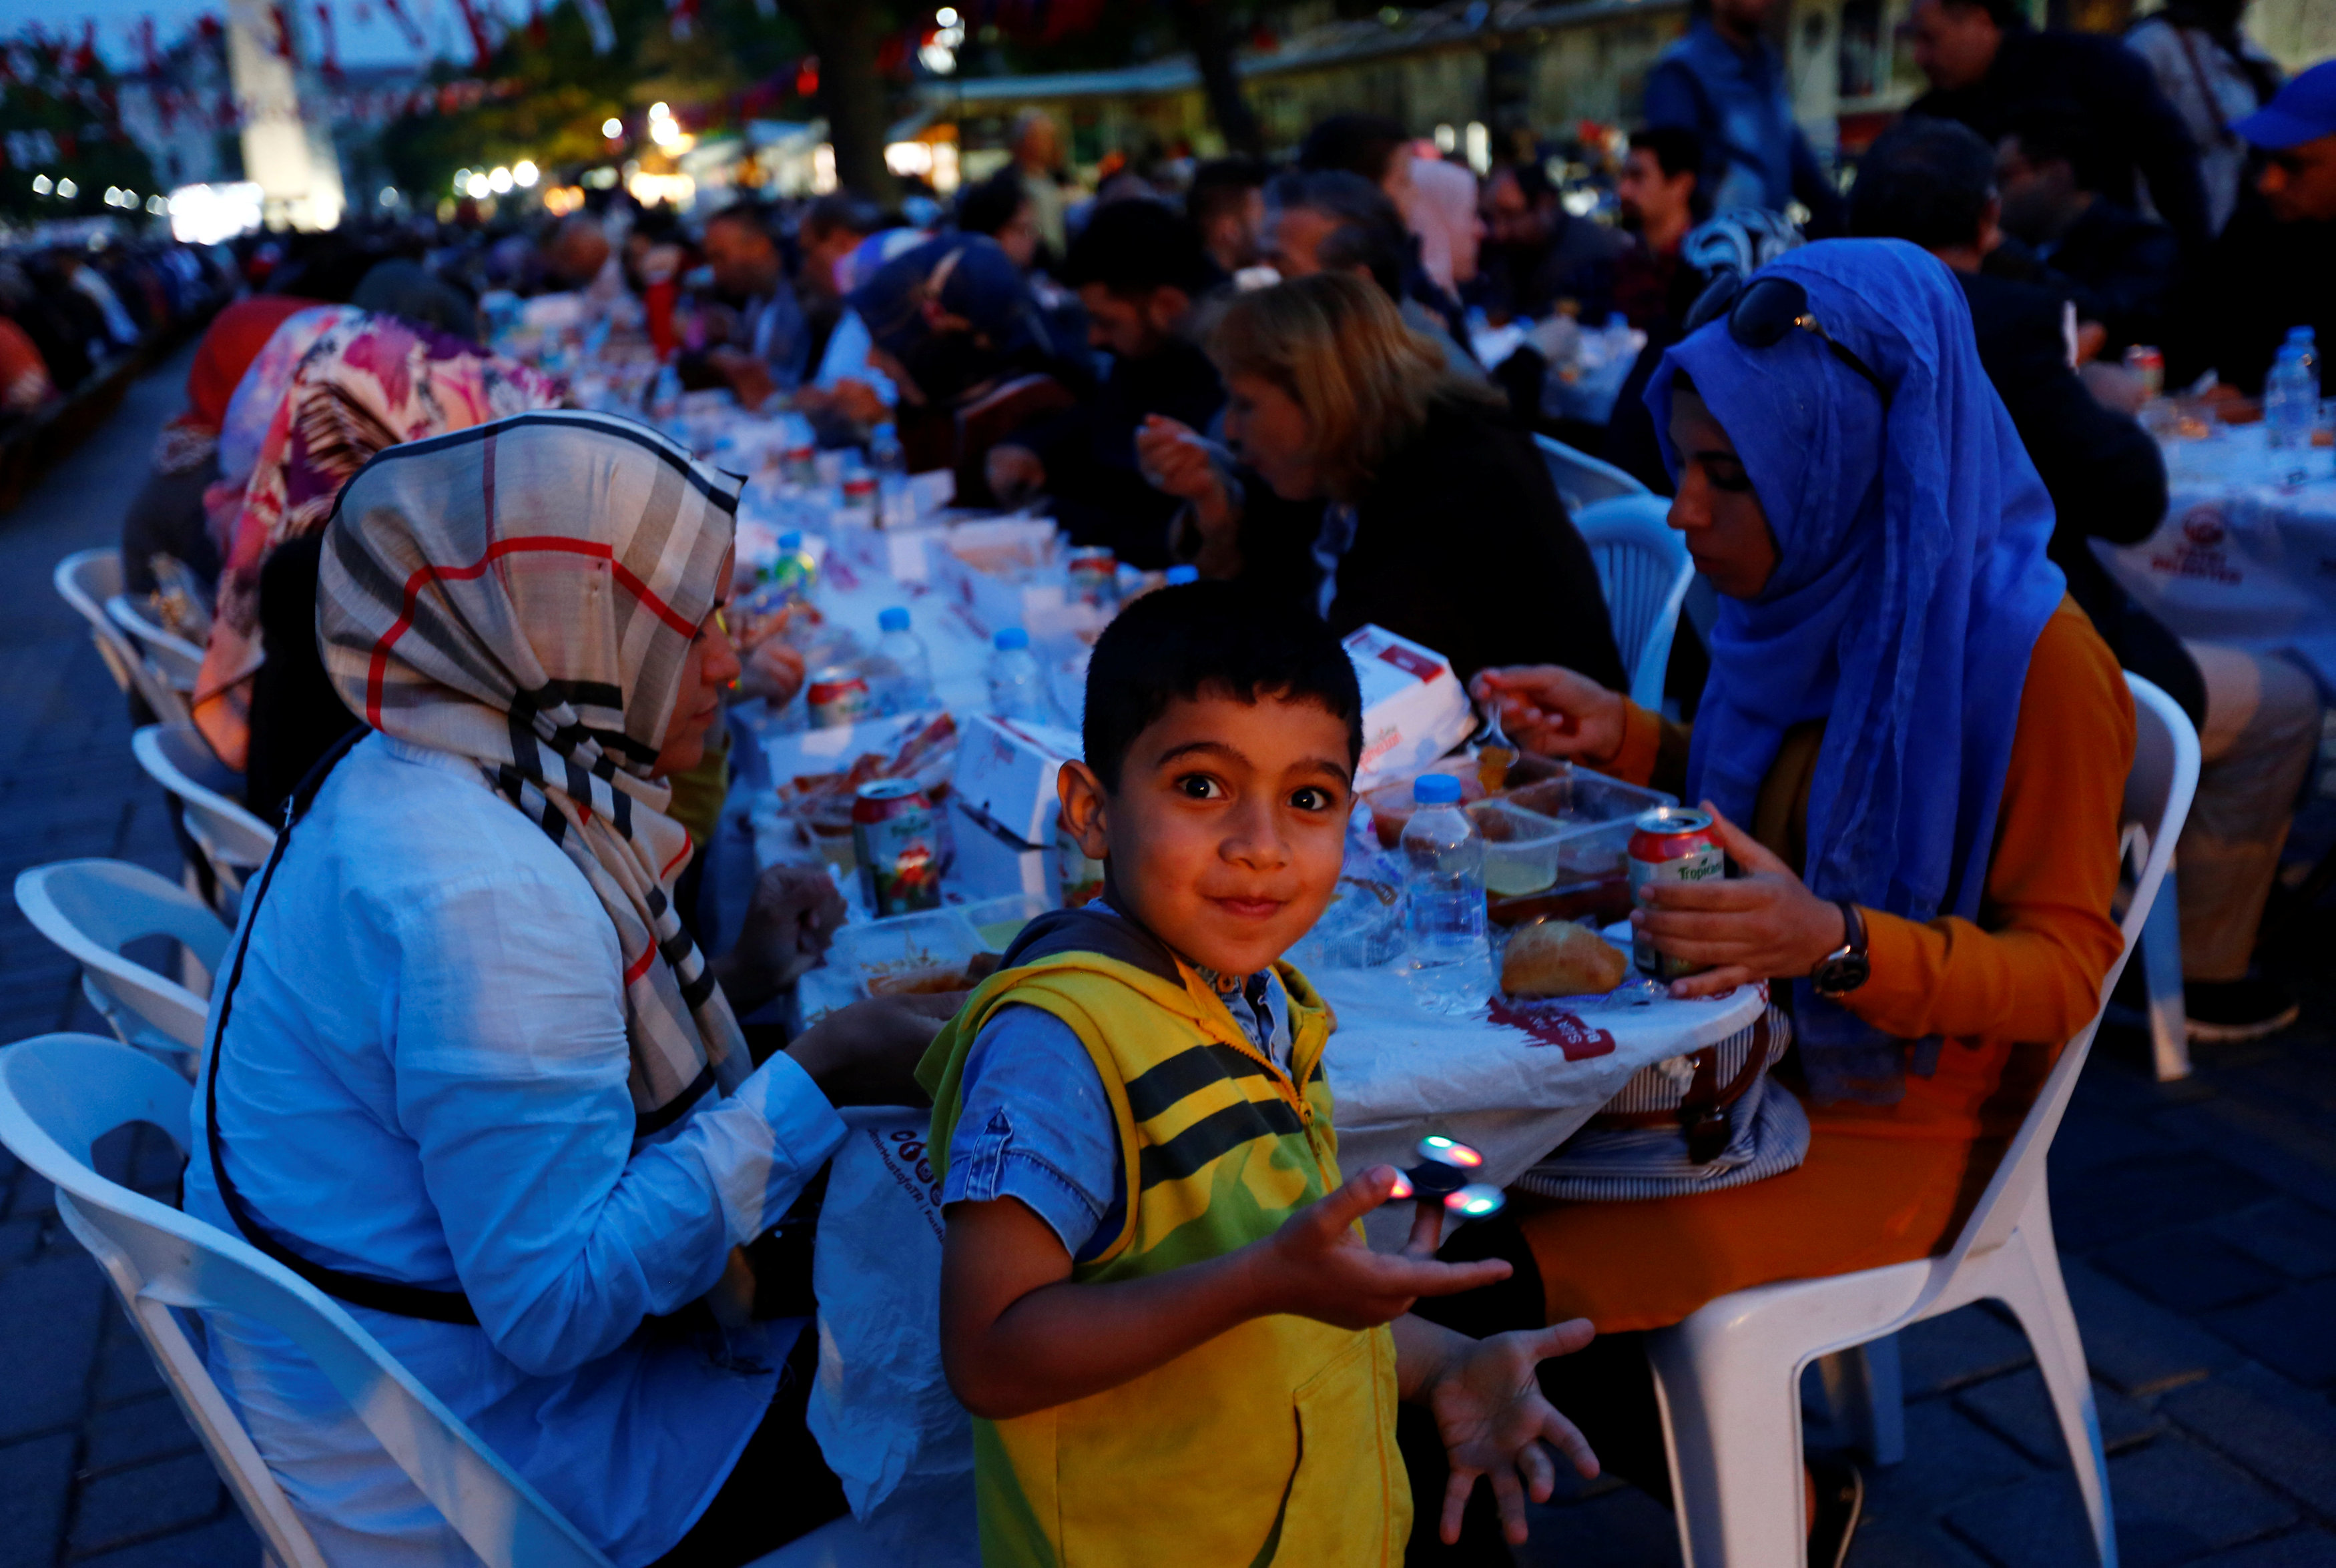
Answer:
[{"left": 919, "top": 582, "right": 1599, "bottom": 1566}]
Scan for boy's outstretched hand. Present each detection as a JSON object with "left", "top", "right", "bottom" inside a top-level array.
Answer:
[
  {"left": 1409, "top": 1318, "right": 1600, "bottom": 1545},
  {"left": 1243, "top": 1165, "right": 1516, "bottom": 1328}
]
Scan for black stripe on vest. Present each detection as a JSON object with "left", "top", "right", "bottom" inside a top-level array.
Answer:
[
  {"left": 1123, "top": 1042, "right": 1275, "bottom": 1124},
  {"left": 1139, "top": 1098, "right": 1305, "bottom": 1190}
]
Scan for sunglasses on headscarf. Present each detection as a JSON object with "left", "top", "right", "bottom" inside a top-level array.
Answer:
[{"left": 1683, "top": 273, "right": 1891, "bottom": 409}]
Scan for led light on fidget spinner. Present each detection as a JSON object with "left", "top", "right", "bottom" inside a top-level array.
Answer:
[{"left": 1387, "top": 1134, "right": 1504, "bottom": 1218}]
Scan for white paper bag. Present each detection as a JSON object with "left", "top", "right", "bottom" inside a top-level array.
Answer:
[{"left": 809, "top": 1112, "right": 977, "bottom": 1563}]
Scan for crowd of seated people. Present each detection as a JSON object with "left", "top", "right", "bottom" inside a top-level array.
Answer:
[
  {"left": 75, "top": 53, "right": 2336, "bottom": 1565},
  {"left": 0, "top": 236, "right": 234, "bottom": 433}
]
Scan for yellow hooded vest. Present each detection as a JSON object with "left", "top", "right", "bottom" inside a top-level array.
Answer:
[{"left": 920, "top": 945, "right": 1408, "bottom": 1568}]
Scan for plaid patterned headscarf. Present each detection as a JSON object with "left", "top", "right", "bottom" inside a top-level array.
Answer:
[{"left": 316, "top": 410, "right": 749, "bottom": 1136}]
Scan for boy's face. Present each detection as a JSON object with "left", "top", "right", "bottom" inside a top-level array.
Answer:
[{"left": 1059, "top": 689, "right": 1354, "bottom": 979}]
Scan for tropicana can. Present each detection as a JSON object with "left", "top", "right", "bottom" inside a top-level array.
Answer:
[
  {"left": 1627, "top": 805, "right": 1725, "bottom": 979},
  {"left": 807, "top": 667, "right": 872, "bottom": 729},
  {"left": 853, "top": 778, "right": 943, "bottom": 916}
]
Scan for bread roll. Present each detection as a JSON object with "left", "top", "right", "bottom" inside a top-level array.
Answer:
[{"left": 1501, "top": 920, "right": 1628, "bottom": 998}]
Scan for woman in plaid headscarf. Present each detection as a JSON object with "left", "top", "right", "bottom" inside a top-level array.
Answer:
[{"left": 186, "top": 410, "right": 937, "bottom": 1567}]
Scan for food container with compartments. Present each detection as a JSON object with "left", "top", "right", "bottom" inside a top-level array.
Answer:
[
  {"left": 1460, "top": 763, "right": 1676, "bottom": 913},
  {"left": 826, "top": 893, "right": 1055, "bottom": 999}
]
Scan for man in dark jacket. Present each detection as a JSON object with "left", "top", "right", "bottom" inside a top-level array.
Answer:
[
  {"left": 2174, "top": 59, "right": 2336, "bottom": 394},
  {"left": 983, "top": 201, "right": 1226, "bottom": 570},
  {"left": 1995, "top": 111, "right": 2182, "bottom": 357},
  {"left": 1906, "top": 0, "right": 2211, "bottom": 254}
]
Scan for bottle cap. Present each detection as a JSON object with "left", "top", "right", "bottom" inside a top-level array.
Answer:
[
  {"left": 1164, "top": 564, "right": 1200, "bottom": 586},
  {"left": 874, "top": 421, "right": 897, "bottom": 439},
  {"left": 778, "top": 530, "right": 802, "bottom": 552},
  {"left": 880, "top": 607, "right": 910, "bottom": 633},
  {"left": 994, "top": 627, "right": 1030, "bottom": 651},
  {"left": 1412, "top": 774, "right": 1463, "bottom": 805}
]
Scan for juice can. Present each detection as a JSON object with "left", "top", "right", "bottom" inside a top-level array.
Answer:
[
  {"left": 782, "top": 443, "right": 818, "bottom": 489},
  {"left": 807, "top": 667, "right": 872, "bottom": 729},
  {"left": 1067, "top": 546, "right": 1119, "bottom": 609},
  {"left": 854, "top": 779, "right": 943, "bottom": 916},
  {"left": 1627, "top": 806, "right": 1725, "bottom": 978},
  {"left": 839, "top": 473, "right": 879, "bottom": 528},
  {"left": 2123, "top": 344, "right": 2164, "bottom": 402}
]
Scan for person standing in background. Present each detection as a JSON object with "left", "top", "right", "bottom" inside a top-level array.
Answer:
[
  {"left": 2128, "top": 0, "right": 2285, "bottom": 236},
  {"left": 1010, "top": 109, "right": 1071, "bottom": 266},
  {"left": 1643, "top": 0, "right": 1847, "bottom": 232},
  {"left": 1906, "top": 0, "right": 2212, "bottom": 254}
]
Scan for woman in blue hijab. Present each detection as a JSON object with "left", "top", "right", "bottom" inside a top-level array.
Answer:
[{"left": 1449, "top": 240, "right": 2135, "bottom": 1549}]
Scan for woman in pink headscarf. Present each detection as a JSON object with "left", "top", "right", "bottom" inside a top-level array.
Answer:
[{"left": 192, "top": 310, "right": 563, "bottom": 771}]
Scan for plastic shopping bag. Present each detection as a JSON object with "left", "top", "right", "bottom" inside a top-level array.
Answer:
[{"left": 808, "top": 1111, "right": 976, "bottom": 1565}]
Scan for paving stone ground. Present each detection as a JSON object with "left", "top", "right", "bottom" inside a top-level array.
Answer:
[{"left": 3, "top": 349, "right": 2333, "bottom": 1567}]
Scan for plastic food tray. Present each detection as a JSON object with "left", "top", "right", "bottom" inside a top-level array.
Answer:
[
  {"left": 826, "top": 892, "right": 1055, "bottom": 998},
  {"left": 1465, "top": 764, "right": 1677, "bottom": 893}
]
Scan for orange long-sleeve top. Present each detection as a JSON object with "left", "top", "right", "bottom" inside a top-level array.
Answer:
[
  {"left": 1516, "top": 600, "right": 2136, "bottom": 1332},
  {"left": 1604, "top": 597, "right": 2132, "bottom": 1058}
]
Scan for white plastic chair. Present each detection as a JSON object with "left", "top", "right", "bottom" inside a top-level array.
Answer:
[
  {"left": 107, "top": 592, "right": 207, "bottom": 693},
  {"left": 1574, "top": 494, "right": 1697, "bottom": 712},
  {"left": 2136, "top": 884, "right": 2191, "bottom": 1082},
  {"left": 56, "top": 548, "right": 184, "bottom": 721},
  {"left": 0, "top": 1033, "right": 611, "bottom": 1568},
  {"left": 107, "top": 596, "right": 203, "bottom": 729},
  {"left": 1534, "top": 432, "right": 1649, "bottom": 513},
  {"left": 1644, "top": 673, "right": 2199, "bottom": 1568},
  {"left": 0, "top": 1034, "right": 890, "bottom": 1568},
  {"left": 132, "top": 723, "right": 276, "bottom": 912},
  {"left": 14, "top": 859, "right": 230, "bottom": 1068}
]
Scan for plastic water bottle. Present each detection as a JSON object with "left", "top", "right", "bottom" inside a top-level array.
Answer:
[
  {"left": 734, "top": 530, "right": 818, "bottom": 627},
  {"left": 2265, "top": 328, "right": 2320, "bottom": 450},
  {"left": 875, "top": 606, "right": 934, "bottom": 714},
  {"left": 1401, "top": 774, "right": 1492, "bottom": 1016},
  {"left": 987, "top": 627, "right": 1051, "bottom": 723},
  {"left": 869, "top": 421, "right": 911, "bottom": 527},
  {"left": 1164, "top": 564, "right": 1199, "bottom": 586}
]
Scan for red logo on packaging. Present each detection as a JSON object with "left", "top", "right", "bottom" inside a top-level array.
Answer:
[
  {"left": 1376, "top": 642, "right": 1445, "bottom": 682},
  {"left": 1486, "top": 998, "right": 1617, "bottom": 1060}
]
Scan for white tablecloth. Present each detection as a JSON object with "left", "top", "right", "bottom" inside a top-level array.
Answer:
[
  {"left": 1317, "top": 967, "right": 1763, "bottom": 1249},
  {"left": 2095, "top": 426, "right": 2336, "bottom": 692},
  {"left": 753, "top": 513, "right": 1765, "bottom": 1238}
]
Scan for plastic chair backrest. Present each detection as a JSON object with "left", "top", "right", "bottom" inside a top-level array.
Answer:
[
  {"left": 1924, "top": 674, "right": 2197, "bottom": 1287},
  {"left": 0, "top": 1035, "right": 613, "bottom": 1568},
  {"left": 131, "top": 724, "right": 276, "bottom": 891},
  {"left": 103, "top": 601, "right": 202, "bottom": 731},
  {"left": 53, "top": 549, "right": 148, "bottom": 703},
  {"left": 106, "top": 594, "right": 206, "bottom": 691},
  {"left": 1533, "top": 432, "right": 1649, "bottom": 512},
  {"left": 14, "top": 859, "right": 229, "bottom": 1058},
  {"left": 1572, "top": 494, "right": 1695, "bottom": 711}
]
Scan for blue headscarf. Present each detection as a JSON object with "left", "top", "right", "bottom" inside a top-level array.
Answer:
[{"left": 1646, "top": 240, "right": 2067, "bottom": 1104}]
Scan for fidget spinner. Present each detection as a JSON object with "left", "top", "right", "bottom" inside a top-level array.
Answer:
[{"left": 1388, "top": 1135, "right": 1506, "bottom": 1219}]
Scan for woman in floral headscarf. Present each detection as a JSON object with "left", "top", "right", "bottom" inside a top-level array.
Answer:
[{"left": 191, "top": 308, "right": 563, "bottom": 773}]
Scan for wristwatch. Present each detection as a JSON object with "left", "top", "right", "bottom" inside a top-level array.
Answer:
[{"left": 1811, "top": 899, "right": 1871, "bottom": 998}]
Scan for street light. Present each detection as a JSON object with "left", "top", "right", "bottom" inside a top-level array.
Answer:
[
  {"left": 55, "top": 177, "right": 76, "bottom": 198},
  {"left": 465, "top": 172, "right": 491, "bottom": 200},
  {"left": 514, "top": 160, "right": 539, "bottom": 187},
  {"left": 31, "top": 174, "right": 50, "bottom": 195},
  {"left": 602, "top": 117, "right": 623, "bottom": 139}
]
